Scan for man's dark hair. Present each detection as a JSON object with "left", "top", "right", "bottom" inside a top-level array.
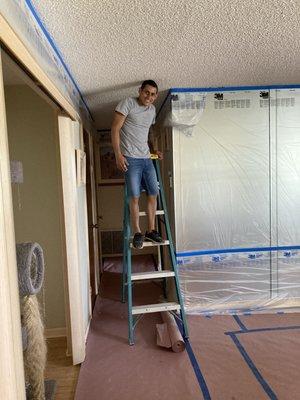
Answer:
[{"left": 141, "top": 80, "right": 158, "bottom": 92}]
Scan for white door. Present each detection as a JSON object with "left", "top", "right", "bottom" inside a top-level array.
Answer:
[{"left": 58, "top": 115, "right": 91, "bottom": 364}]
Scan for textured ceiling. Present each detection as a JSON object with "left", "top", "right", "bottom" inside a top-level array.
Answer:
[{"left": 31, "top": 0, "right": 300, "bottom": 128}]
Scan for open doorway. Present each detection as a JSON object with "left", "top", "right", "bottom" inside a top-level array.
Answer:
[
  {"left": 2, "top": 50, "right": 67, "bottom": 338},
  {"left": 1, "top": 49, "right": 80, "bottom": 397}
]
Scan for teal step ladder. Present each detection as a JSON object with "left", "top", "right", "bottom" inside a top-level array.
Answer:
[{"left": 122, "top": 157, "right": 189, "bottom": 345}]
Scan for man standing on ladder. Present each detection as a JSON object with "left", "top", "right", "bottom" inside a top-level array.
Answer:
[{"left": 111, "top": 80, "right": 163, "bottom": 249}]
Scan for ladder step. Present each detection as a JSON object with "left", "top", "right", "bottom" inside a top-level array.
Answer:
[
  {"left": 132, "top": 302, "right": 181, "bottom": 315},
  {"left": 131, "top": 271, "right": 175, "bottom": 281},
  {"left": 130, "top": 240, "right": 169, "bottom": 248},
  {"left": 139, "top": 210, "right": 165, "bottom": 216}
]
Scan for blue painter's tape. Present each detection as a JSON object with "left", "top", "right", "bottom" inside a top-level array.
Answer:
[
  {"left": 227, "top": 325, "right": 300, "bottom": 336},
  {"left": 170, "top": 84, "right": 300, "bottom": 93},
  {"left": 24, "top": 0, "right": 93, "bottom": 120},
  {"left": 176, "top": 245, "right": 300, "bottom": 258},
  {"left": 233, "top": 315, "right": 248, "bottom": 332},
  {"left": 228, "top": 333, "right": 278, "bottom": 399},
  {"left": 175, "top": 319, "right": 211, "bottom": 400},
  {"left": 185, "top": 340, "right": 211, "bottom": 400}
]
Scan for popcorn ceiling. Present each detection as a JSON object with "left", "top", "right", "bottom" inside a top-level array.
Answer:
[{"left": 32, "top": 0, "right": 300, "bottom": 128}]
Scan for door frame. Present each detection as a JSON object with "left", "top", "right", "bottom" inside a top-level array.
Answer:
[
  {"left": 1, "top": 17, "right": 92, "bottom": 368},
  {"left": 0, "top": 48, "right": 26, "bottom": 400},
  {"left": 83, "top": 128, "right": 100, "bottom": 308},
  {"left": 58, "top": 115, "right": 89, "bottom": 364}
]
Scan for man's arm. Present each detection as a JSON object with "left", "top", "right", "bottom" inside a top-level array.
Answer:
[{"left": 111, "top": 111, "right": 129, "bottom": 171}]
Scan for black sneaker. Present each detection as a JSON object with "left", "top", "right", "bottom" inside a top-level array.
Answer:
[
  {"left": 132, "top": 232, "right": 144, "bottom": 249},
  {"left": 145, "top": 230, "right": 163, "bottom": 243}
]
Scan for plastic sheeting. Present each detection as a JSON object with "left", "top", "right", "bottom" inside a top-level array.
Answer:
[
  {"left": 1, "top": 0, "right": 91, "bottom": 121},
  {"left": 164, "top": 92, "right": 206, "bottom": 137},
  {"left": 166, "top": 87, "right": 300, "bottom": 314}
]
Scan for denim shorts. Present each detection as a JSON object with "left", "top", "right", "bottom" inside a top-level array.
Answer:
[{"left": 125, "top": 157, "right": 159, "bottom": 197}]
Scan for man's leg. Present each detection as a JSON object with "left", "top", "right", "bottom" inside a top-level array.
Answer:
[
  {"left": 147, "top": 195, "right": 157, "bottom": 232},
  {"left": 130, "top": 196, "right": 141, "bottom": 233},
  {"left": 124, "top": 157, "right": 144, "bottom": 249},
  {"left": 143, "top": 159, "right": 162, "bottom": 243},
  {"left": 130, "top": 196, "right": 144, "bottom": 249}
]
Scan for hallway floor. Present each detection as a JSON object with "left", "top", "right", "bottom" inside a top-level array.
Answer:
[
  {"left": 75, "top": 259, "right": 300, "bottom": 400},
  {"left": 45, "top": 337, "right": 80, "bottom": 400}
]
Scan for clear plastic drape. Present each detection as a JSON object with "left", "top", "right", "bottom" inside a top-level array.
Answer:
[{"left": 169, "top": 88, "right": 300, "bottom": 314}]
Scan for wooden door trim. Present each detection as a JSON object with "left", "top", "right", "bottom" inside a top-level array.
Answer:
[
  {"left": 58, "top": 115, "right": 86, "bottom": 365},
  {"left": 0, "top": 49, "right": 26, "bottom": 400}
]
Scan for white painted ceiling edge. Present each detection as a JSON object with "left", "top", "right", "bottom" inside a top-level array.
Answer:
[{"left": 31, "top": 0, "right": 300, "bottom": 129}]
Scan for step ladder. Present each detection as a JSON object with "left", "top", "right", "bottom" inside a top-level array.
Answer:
[{"left": 122, "top": 157, "right": 189, "bottom": 345}]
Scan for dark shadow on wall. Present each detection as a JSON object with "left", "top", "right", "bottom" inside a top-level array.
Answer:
[
  {"left": 83, "top": 81, "right": 143, "bottom": 98},
  {"left": 85, "top": 88, "right": 169, "bottom": 130}
]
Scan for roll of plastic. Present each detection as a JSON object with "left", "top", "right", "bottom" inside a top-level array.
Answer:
[{"left": 16, "top": 242, "right": 45, "bottom": 297}]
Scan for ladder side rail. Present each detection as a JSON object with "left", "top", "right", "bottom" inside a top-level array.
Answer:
[
  {"left": 127, "top": 239, "right": 134, "bottom": 344},
  {"left": 156, "top": 204, "right": 167, "bottom": 295},
  {"left": 156, "top": 184, "right": 164, "bottom": 272},
  {"left": 122, "top": 183, "right": 135, "bottom": 344},
  {"left": 154, "top": 160, "right": 189, "bottom": 338},
  {"left": 125, "top": 186, "right": 134, "bottom": 344},
  {"left": 122, "top": 184, "right": 129, "bottom": 303}
]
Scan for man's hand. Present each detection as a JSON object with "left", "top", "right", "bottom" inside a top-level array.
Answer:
[
  {"left": 116, "top": 154, "right": 128, "bottom": 172},
  {"left": 154, "top": 150, "right": 163, "bottom": 160}
]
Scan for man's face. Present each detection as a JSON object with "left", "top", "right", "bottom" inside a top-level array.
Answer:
[{"left": 138, "top": 85, "right": 158, "bottom": 106}]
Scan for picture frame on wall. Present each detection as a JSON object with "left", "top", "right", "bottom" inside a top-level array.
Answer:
[{"left": 99, "top": 145, "right": 124, "bottom": 184}]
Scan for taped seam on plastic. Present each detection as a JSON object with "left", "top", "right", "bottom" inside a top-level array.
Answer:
[
  {"left": 170, "top": 84, "right": 300, "bottom": 93},
  {"left": 176, "top": 245, "right": 300, "bottom": 258},
  {"left": 226, "top": 325, "right": 300, "bottom": 336}
]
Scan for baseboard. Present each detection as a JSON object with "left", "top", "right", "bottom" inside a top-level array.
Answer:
[{"left": 45, "top": 327, "right": 66, "bottom": 338}]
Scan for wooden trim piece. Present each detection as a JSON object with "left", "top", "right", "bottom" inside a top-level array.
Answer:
[
  {"left": 53, "top": 113, "right": 73, "bottom": 357},
  {"left": 0, "top": 50, "right": 26, "bottom": 399},
  {"left": 83, "top": 129, "right": 99, "bottom": 305},
  {"left": 58, "top": 115, "right": 85, "bottom": 365},
  {"left": 0, "top": 14, "right": 79, "bottom": 121},
  {"left": 78, "top": 123, "right": 92, "bottom": 320}
]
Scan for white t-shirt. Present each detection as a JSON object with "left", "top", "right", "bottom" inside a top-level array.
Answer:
[{"left": 115, "top": 97, "right": 156, "bottom": 158}]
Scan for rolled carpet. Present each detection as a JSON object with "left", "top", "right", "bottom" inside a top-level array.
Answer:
[{"left": 16, "top": 242, "right": 45, "bottom": 297}]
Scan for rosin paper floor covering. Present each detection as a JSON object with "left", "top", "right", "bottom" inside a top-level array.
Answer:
[{"left": 76, "top": 268, "right": 300, "bottom": 399}]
